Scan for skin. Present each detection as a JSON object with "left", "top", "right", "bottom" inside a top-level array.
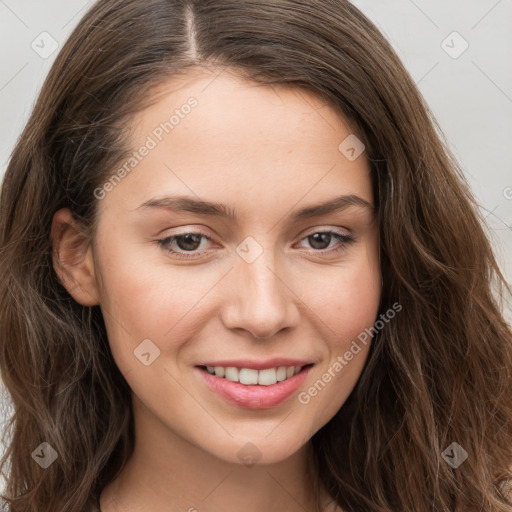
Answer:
[{"left": 51, "top": 67, "right": 381, "bottom": 512}]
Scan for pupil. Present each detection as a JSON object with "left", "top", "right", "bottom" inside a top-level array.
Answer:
[
  {"left": 309, "top": 233, "right": 331, "bottom": 250},
  {"left": 177, "top": 234, "right": 201, "bottom": 251}
]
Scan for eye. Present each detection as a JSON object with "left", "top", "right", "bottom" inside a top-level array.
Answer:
[
  {"left": 295, "top": 230, "right": 356, "bottom": 255},
  {"left": 156, "top": 229, "right": 356, "bottom": 260},
  {"left": 157, "top": 231, "right": 213, "bottom": 259}
]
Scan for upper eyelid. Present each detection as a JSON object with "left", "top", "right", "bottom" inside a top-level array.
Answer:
[
  {"left": 160, "top": 226, "right": 352, "bottom": 247},
  {"left": 161, "top": 225, "right": 351, "bottom": 238}
]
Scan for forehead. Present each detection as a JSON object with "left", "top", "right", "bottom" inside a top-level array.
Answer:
[
  {"left": 102, "top": 68, "right": 373, "bottom": 218},
  {"left": 130, "top": 66, "right": 360, "bottom": 152}
]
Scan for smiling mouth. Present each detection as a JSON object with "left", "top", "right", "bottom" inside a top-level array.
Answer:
[{"left": 197, "top": 364, "right": 314, "bottom": 386}]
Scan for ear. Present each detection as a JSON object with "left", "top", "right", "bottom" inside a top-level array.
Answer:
[{"left": 50, "top": 208, "right": 100, "bottom": 306}]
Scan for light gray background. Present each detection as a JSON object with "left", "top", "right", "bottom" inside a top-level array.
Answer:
[{"left": 0, "top": 0, "right": 511, "bottom": 480}]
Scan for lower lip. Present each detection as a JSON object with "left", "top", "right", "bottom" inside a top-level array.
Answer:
[{"left": 195, "top": 365, "right": 313, "bottom": 410}]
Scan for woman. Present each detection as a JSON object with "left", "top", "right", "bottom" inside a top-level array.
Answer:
[{"left": 1, "top": 1, "right": 511, "bottom": 511}]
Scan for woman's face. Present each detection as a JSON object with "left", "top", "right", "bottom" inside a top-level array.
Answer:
[{"left": 60, "top": 68, "right": 381, "bottom": 465}]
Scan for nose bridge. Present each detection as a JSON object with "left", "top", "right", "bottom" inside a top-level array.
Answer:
[{"left": 221, "top": 235, "right": 299, "bottom": 338}]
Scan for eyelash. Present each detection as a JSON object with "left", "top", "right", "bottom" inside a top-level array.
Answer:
[{"left": 156, "top": 229, "right": 356, "bottom": 259}]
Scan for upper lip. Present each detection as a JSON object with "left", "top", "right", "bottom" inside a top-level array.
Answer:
[{"left": 197, "top": 358, "right": 313, "bottom": 370}]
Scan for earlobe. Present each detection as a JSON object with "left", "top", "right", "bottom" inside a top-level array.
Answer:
[{"left": 50, "top": 208, "right": 100, "bottom": 306}]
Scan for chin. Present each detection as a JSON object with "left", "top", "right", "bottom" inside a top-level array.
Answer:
[{"left": 202, "top": 435, "right": 309, "bottom": 467}]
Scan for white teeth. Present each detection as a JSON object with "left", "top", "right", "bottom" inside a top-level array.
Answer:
[
  {"left": 276, "top": 366, "right": 287, "bottom": 381},
  {"left": 205, "top": 365, "right": 305, "bottom": 385},
  {"left": 239, "top": 368, "right": 259, "bottom": 385},
  {"left": 258, "top": 368, "right": 277, "bottom": 386},
  {"left": 224, "top": 367, "right": 239, "bottom": 382}
]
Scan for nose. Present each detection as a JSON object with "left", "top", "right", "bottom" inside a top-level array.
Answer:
[{"left": 221, "top": 249, "right": 300, "bottom": 339}]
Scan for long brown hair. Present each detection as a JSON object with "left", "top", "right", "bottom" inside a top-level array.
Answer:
[{"left": 1, "top": 1, "right": 511, "bottom": 510}]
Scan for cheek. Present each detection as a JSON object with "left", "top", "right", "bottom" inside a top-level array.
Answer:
[
  {"left": 297, "top": 255, "right": 380, "bottom": 425},
  {"left": 312, "top": 246, "right": 380, "bottom": 413},
  {"left": 332, "top": 265, "right": 381, "bottom": 342},
  {"left": 303, "top": 242, "right": 381, "bottom": 346},
  {"left": 93, "top": 238, "right": 210, "bottom": 371}
]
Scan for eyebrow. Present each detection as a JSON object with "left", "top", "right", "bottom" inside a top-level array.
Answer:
[{"left": 134, "top": 194, "right": 374, "bottom": 221}]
